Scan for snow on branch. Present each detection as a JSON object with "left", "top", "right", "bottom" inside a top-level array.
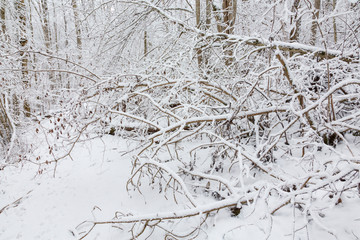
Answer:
[{"left": 136, "top": 0, "right": 359, "bottom": 63}]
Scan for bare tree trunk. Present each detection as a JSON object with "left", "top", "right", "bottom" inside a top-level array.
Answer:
[
  {"left": 290, "top": 0, "right": 301, "bottom": 42},
  {"left": 332, "top": 0, "right": 337, "bottom": 44},
  {"left": 52, "top": 0, "right": 61, "bottom": 91},
  {"left": 15, "top": 0, "right": 30, "bottom": 117},
  {"left": 62, "top": 1, "right": 71, "bottom": 90},
  {"left": 40, "top": 0, "right": 51, "bottom": 50},
  {"left": 0, "top": 3, "right": 12, "bottom": 150},
  {"left": 144, "top": 30, "right": 148, "bottom": 57},
  {"left": 223, "top": 0, "right": 236, "bottom": 35},
  {"left": 195, "top": 0, "right": 203, "bottom": 68},
  {"left": 206, "top": 0, "right": 211, "bottom": 29},
  {"left": 310, "top": 0, "right": 321, "bottom": 45},
  {"left": 196, "top": 0, "right": 201, "bottom": 28},
  {"left": 195, "top": 0, "right": 212, "bottom": 71},
  {"left": 0, "top": 0, "right": 5, "bottom": 37},
  {"left": 16, "top": 0, "right": 28, "bottom": 77},
  {"left": 52, "top": 1, "right": 58, "bottom": 53},
  {"left": 71, "top": 0, "right": 82, "bottom": 59},
  {"left": 0, "top": 95, "right": 12, "bottom": 151},
  {"left": 222, "top": 0, "right": 237, "bottom": 66},
  {"left": 204, "top": 0, "right": 211, "bottom": 68},
  {"left": 63, "top": 1, "right": 69, "bottom": 50},
  {"left": 213, "top": 0, "right": 237, "bottom": 65},
  {"left": 40, "top": 0, "right": 57, "bottom": 92}
]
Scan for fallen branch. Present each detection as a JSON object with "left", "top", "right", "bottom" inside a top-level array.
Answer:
[
  {"left": 0, "top": 190, "right": 32, "bottom": 215},
  {"left": 78, "top": 195, "right": 252, "bottom": 239}
]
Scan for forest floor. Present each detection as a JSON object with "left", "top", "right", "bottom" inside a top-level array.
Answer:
[{"left": 1, "top": 128, "right": 360, "bottom": 240}]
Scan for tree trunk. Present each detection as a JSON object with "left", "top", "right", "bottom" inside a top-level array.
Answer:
[
  {"left": 71, "top": 0, "right": 82, "bottom": 59},
  {"left": 40, "top": 0, "right": 51, "bottom": 50},
  {"left": 204, "top": 0, "right": 212, "bottom": 68},
  {"left": 0, "top": 95, "right": 12, "bottom": 150},
  {"left": 222, "top": 0, "right": 236, "bottom": 35},
  {"left": 310, "top": 0, "right": 321, "bottom": 45},
  {"left": 15, "top": 0, "right": 30, "bottom": 117},
  {"left": 290, "top": 0, "right": 301, "bottom": 42},
  {"left": 52, "top": 0, "right": 59, "bottom": 53},
  {"left": 144, "top": 30, "right": 148, "bottom": 57},
  {"left": 206, "top": 0, "right": 211, "bottom": 30},
  {"left": 222, "top": 0, "right": 237, "bottom": 66},
  {"left": 195, "top": 0, "right": 203, "bottom": 68},
  {"left": 16, "top": 0, "right": 28, "bottom": 77},
  {"left": 0, "top": 0, "right": 5, "bottom": 36},
  {"left": 40, "top": 0, "right": 57, "bottom": 91},
  {"left": 332, "top": 0, "right": 337, "bottom": 44}
]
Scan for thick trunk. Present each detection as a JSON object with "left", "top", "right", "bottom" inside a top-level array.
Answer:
[
  {"left": 222, "top": 0, "right": 237, "bottom": 66},
  {"left": 222, "top": 0, "right": 236, "bottom": 35},
  {"left": 196, "top": 0, "right": 201, "bottom": 28}
]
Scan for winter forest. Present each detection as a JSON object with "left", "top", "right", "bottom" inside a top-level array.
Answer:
[{"left": 0, "top": 0, "right": 360, "bottom": 239}]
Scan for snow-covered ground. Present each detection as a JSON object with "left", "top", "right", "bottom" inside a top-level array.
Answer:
[{"left": 1, "top": 134, "right": 360, "bottom": 240}]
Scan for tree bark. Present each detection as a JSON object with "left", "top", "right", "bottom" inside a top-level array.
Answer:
[
  {"left": 15, "top": 0, "right": 30, "bottom": 117},
  {"left": 0, "top": 0, "right": 5, "bottom": 37},
  {"left": 40, "top": 0, "right": 51, "bottom": 50},
  {"left": 144, "top": 30, "right": 148, "bottom": 57},
  {"left": 332, "top": 0, "right": 337, "bottom": 44},
  {"left": 71, "top": 0, "right": 82, "bottom": 58},
  {"left": 222, "top": 0, "right": 236, "bottom": 35},
  {"left": 0, "top": 95, "right": 12, "bottom": 151},
  {"left": 15, "top": 0, "right": 28, "bottom": 77},
  {"left": 204, "top": 0, "right": 212, "bottom": 68},
  {"left": 195, "top": 0, "right": 203, "bottom": 68},
  {"left": 290, "top": 0, "right": 301, "bottom": 42},
  {"left": 222, "top": 0, "right": 237, "bottom": 66},
  {"left": 206, "top": 0, "right": 211, "bottom": 30},
  {"left": 310, "top": 0, "right": 321, "bottom": 45}
]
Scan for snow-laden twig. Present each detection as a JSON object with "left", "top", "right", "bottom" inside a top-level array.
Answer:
[
  {"left": 180, "top": 167, "right": 236, "bottom": 195},
  {"left": 128, "top": 158, "right": 198, "bottom": 208}
]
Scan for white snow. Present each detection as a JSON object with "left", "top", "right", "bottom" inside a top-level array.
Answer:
[{"left": 1, "top": 132, "right": 360, "bottom": 239}]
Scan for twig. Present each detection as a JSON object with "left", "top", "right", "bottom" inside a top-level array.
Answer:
[{"left": 0, "top": 190, "right": 33, "bottom": 215}]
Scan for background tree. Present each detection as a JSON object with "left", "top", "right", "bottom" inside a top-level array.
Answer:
[
  {"left": 0, "top": 0, "right": 5, "bottom": 37},
  {"left": 310, "top": 0, "right": 321, "bottom": 45},
  {"left": 71, "top": 0, "right": 82, "bottom": 58}
]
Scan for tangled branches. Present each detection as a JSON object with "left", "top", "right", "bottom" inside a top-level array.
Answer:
[
  {"left": 70, "top": 2, "right": 360, "bottom": 238},
  {"left": 74, "top": 54, "right": 360, "bottom": 238}
]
